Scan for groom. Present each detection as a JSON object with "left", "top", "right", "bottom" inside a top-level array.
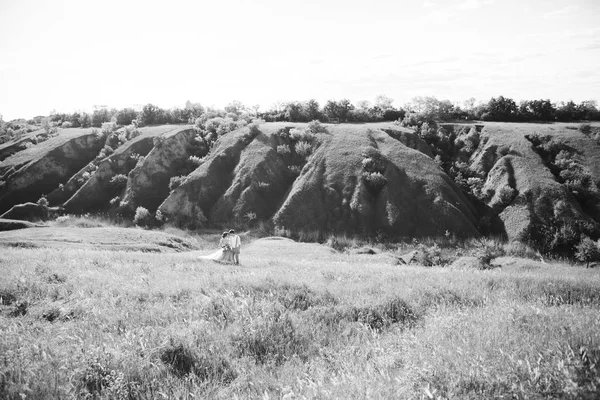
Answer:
[{"left": 229, "top": 229, "right": 241, "bottom": 265}]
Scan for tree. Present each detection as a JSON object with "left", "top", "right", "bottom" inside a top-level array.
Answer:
[
  {"left": 406, "top": 96, "right": 455, "bottom": 121},
  {"left": 485, "top": 96, "right": 518, "bottom": 121},
  {"left": 78, "top": 112, "right": 91, "bottom": 128},
  {"left": 115, "top": 108, "right": 138, "bottom": 126},
  {"left": 224, "top": 100, "right": 245, "bottom": 115},
  {"left": 575, "top": 235, "right": 600, "bottom": 268},
  {"left": 252, "top": 104, "right": 260, "bottom": 117},
  {"left": 323, "top": 99, "right": 354, "bottom": 122},
  {"left": 578, "top": 100, "right": 600, "bottom": 120},
  {"left": 374, "top": 95, "right": 394, "bottom": 111},
  {"left": 284, "top": 101, "right": 304, "bottom": 122},
  {"left": 304, "top": 99, "right": 321, "bottom": 121},
  {"left": 556, "top": 101, "right": 580, "bottom": 121},
  {"left": 139, "top": 104, "right": 160, "bottom": 126},
  {"left": 91, "top": 108, "right": 111, "bottom": 127},
  {"left": 519, "top": 99, "right": 556, "bottom": 121}
]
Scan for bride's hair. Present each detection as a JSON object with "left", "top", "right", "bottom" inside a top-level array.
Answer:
[{"left": 222, "top": 232, "right": 228, "bottom": 238}]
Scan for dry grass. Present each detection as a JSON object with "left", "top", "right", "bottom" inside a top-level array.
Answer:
[{"left": 1, "top": 233, "right": 599, "bottom": 399}]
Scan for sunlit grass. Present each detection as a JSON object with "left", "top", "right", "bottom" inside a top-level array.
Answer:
[{"left": 1, "top": 238, "right": 599, "bottom": 399}]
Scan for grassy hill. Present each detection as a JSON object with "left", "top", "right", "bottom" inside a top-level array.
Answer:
[
  {"left": 0, "top": 121, "right": 599, "bottom": 254},
  {"left": 160, "top": 122, "right": 480, "bottom": 237},
  {"left": 1, "top": 230, "right": 599, "bottom": 398}
]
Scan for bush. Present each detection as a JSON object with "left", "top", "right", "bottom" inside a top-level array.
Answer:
[
  {"left": 36, "top": 195, "right": 49, "bottom": 209},
  {"left": 307, "top": 120, "right": 327, "bottom": 134},
  {"left": 579, "top": 123, "right": 592, "bottom": 135},
  {"left": 169, "top": 176, "right": 186, "bottom": 191},
  {"left": 289, "top": 128, "right": 316, "bottom": 142},
  {"left": 61, "top": 121, "right": 72, "bottom": 128},
  {"left": 361, "top": 157, "right": 386, "bottom": 174},
  {"left": 415, "top": 243, "right": 443, "bottom": 266},
  {"left": 476, "top": 240, "right": 505, "bottom": 269},
  {"left": 362, "top": 171, "right": 387, "bottom": 193},
  {"left": 575, "top": 236, "right": 600, "bottom": 268},
  {"left": 109, "top": 174, "right": 128, "bottom": 188},
  {"left": 248, "top": 121, "right": 261, "bottom": 135},
  {"left": 277, "top": 144, "right": 291, "bottom": 155},
  {"left": 497, "top": 186, "right": 516, "bottom": 206},
  {"left": 294, "top": 141, "right": 313, "bottom": 158},
  {"left": 133, "top": 207, "right": 153, "bottom": 227},
  {"left": 188, "top": 155, "right": 203, "bottom": 167}
]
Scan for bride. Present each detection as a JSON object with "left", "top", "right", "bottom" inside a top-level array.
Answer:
[{"left": 198, "top": 232, "right": 235, "bottom": 263}]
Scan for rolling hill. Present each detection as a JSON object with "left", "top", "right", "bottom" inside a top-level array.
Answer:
[{"left": 0, "top": 121, "right": 599, "bottom": 250}]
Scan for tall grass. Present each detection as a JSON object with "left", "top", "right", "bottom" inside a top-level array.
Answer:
[{"left": 1, "top": 243, "right": 599, "bottom": 399}]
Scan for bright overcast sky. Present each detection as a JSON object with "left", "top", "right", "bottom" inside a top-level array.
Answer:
[{"left": 1, "top": 0, "right": 599, "bottom": 120}]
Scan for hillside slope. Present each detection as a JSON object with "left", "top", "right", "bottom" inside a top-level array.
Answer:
[
  {"left": 435, "top": 122, "right": 600, "bottom": 251},
  {"left": 63, "top": 126, "right": 184, "bottom": 213},
  {"left": 0, "top": 121, "right": 599, "bottom": 248},
  {"left": 159, "top": 123, "right": 480, "bottom": 236},
  {"left": 0, "top": 129, "right": 103, "bottom": 213}
]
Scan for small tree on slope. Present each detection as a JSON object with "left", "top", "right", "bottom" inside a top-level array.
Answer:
[{"left": 575, "top": 236, "right": 600, "bottom": 268}]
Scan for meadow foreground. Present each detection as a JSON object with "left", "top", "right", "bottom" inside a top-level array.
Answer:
[{"left": 1, "top": 235, "right": 600, "bottom": 399}]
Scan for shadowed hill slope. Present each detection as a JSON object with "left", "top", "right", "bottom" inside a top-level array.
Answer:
[
  {"left": 63, "top": 126, "right": 185, "bottom": 213},
  {"left": 160, "top": 123, "right": 480, "bottom": 236},
  {"left": 0, "top": 128, "right": 104, "bottom": 213},
  {"left": 439, "top": 122, "right": 600, "bottom": 252},
  {"left": 119, "top": 126, "right": 201, "bottom": 214}
]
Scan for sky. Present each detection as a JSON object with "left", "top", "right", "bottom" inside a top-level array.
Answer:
[{"left": 0, "top": 0, "right": 599, "bottom": 120}]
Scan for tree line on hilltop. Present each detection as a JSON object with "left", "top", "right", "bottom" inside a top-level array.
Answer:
[{"left": 1, "top": 95, "right": 599, "bottom": 144}]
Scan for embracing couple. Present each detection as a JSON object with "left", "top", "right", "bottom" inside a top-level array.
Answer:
[{"left": 199, "top": 229, "right": 241, "bottom": 265}]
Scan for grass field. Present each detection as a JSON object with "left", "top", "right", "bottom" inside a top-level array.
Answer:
[{"left": 1, "top": 228, "right": 600, "bottom": 399}]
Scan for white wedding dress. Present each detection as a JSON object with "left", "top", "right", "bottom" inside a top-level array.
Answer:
[{"left": 199, "top": 238, "right": 234, "bottom": 263}]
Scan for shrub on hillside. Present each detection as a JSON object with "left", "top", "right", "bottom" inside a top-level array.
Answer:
[
  {"left": 289, "top": 127, "right": 316, "bottom": 142},
  {"left": 288, "top": 165, "right": 303, "bottom": 176},
  {"left": 133, "top": 207, "right": 153, "bottom": 227},
  {"left": 362, "top": 171, "right": 387, "bottom": 193},
  {"left": 575, "top": 235, "right": 600, "bottom": 268},
  {"left": 307, "top": 120, "right": 327, "bottom": 134},
  {"left": 361, "top": 156, "right": 386, "bottom": 174},
  {"left": 101, "top": 122, "right": 117, "bottom": 136},
  {"left": 497, "top": 186, "right": 516, "bottom": 206},
  {"left": 294, "top": 141, "right": 313, "bottom": 158},
  {"left": 277, "top": 144, "right": 291, "bottom": 155},
  {"left": 248, "top": 121, "right": 261, "bottom": 135},
  {"left": 169, "top": 176, "right": 186, "bottom": 192},
  {"left": 109, "top": 174, "right": 128, "bottom": 189},
  {"left": 188, "top": 155, "right": 203, "bottom": 167},
  {"left": 36, "top": 195, "right": 49, "bottom": 209}
]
